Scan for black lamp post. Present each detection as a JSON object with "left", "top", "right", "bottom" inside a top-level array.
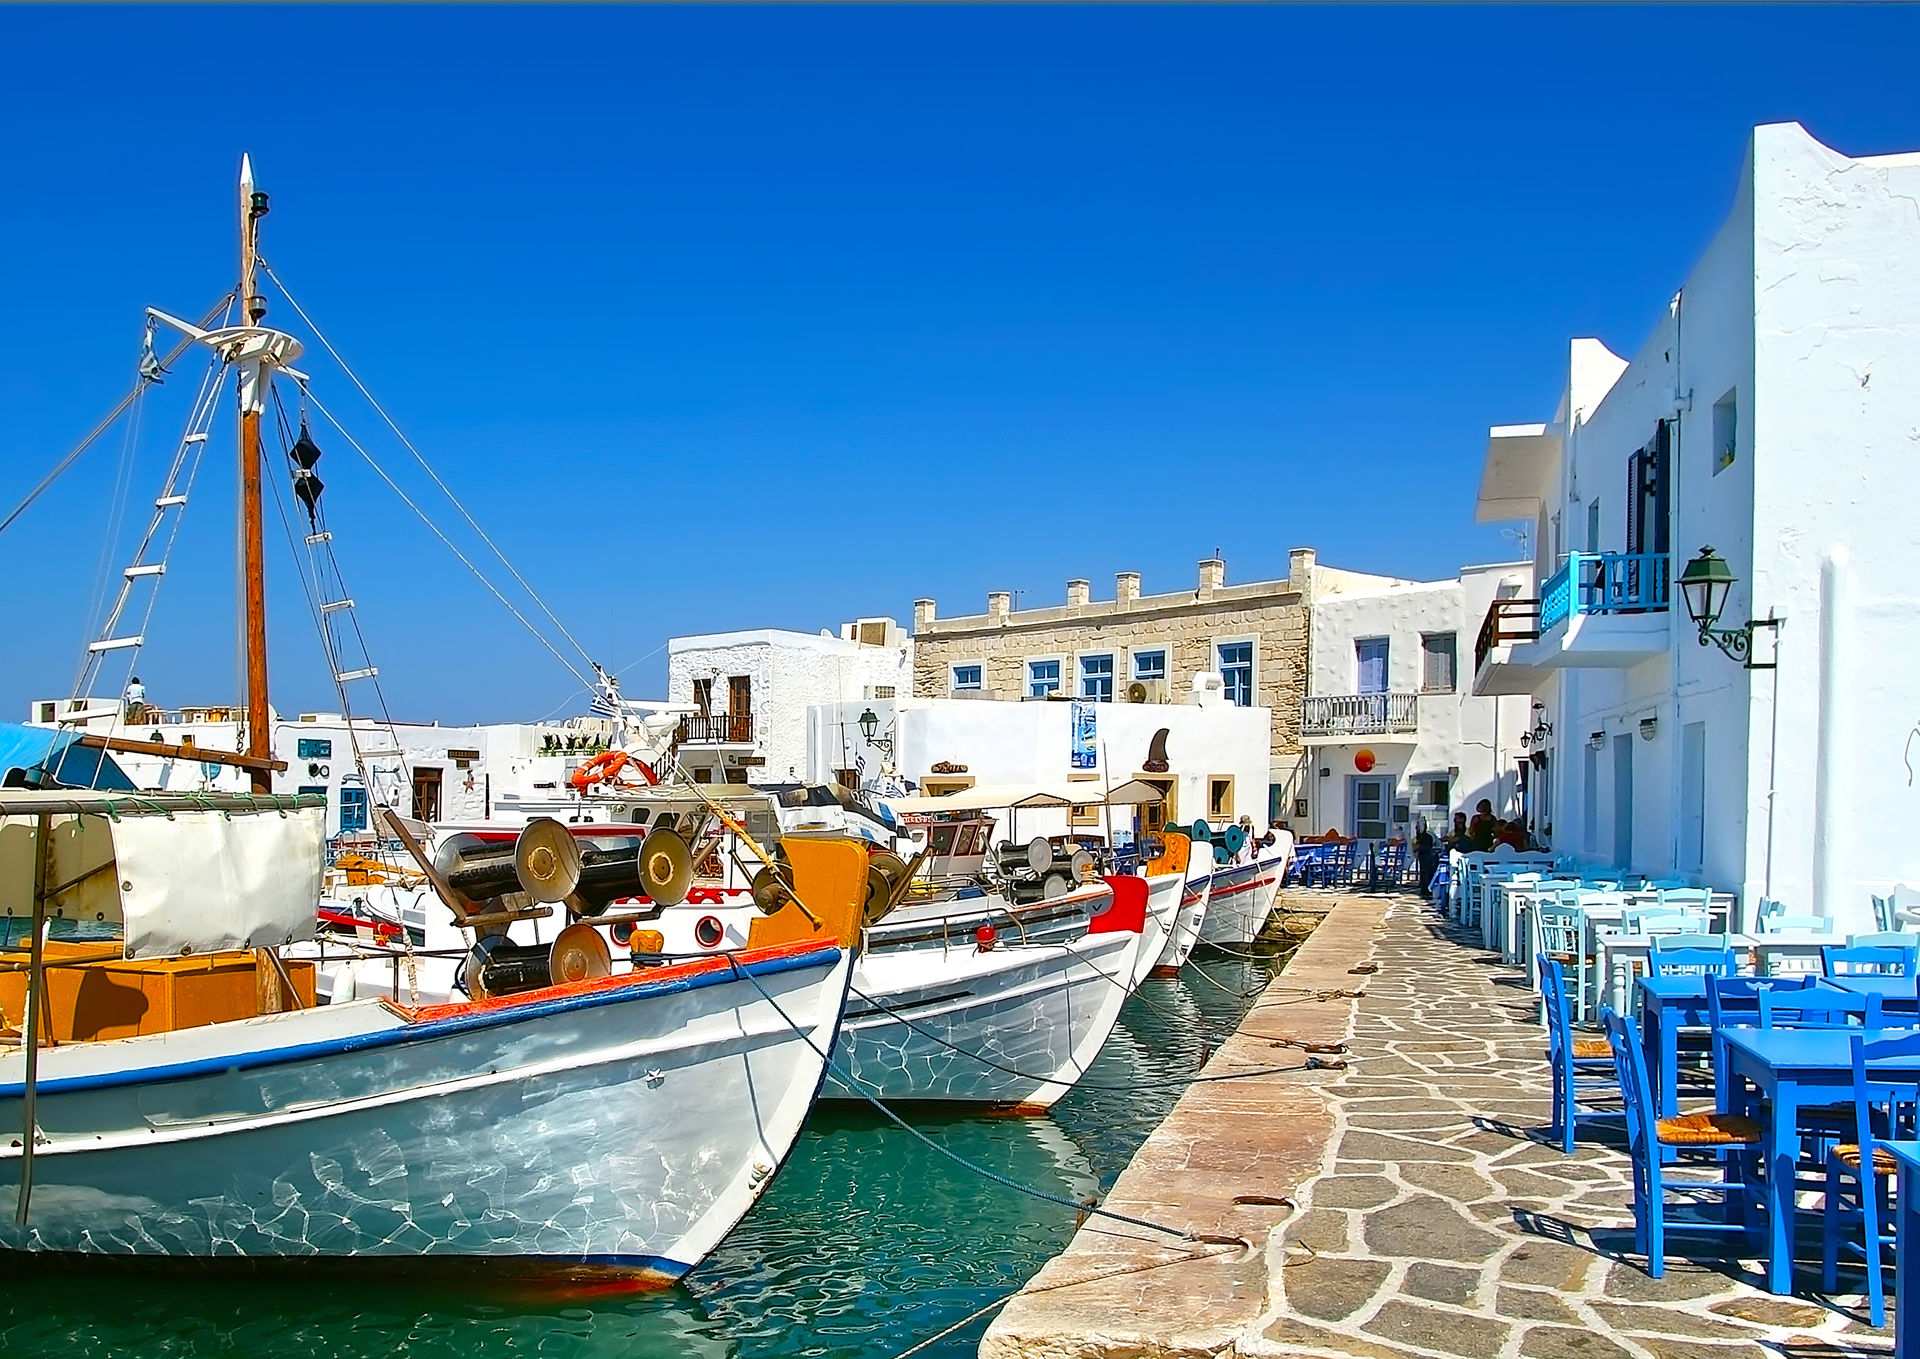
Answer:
[
  {"left": 856, "top": 706, "right": 894, "bottom": 759},
  {"left": 1677, "top": 545, "right": 1781, "bottom": 669}
]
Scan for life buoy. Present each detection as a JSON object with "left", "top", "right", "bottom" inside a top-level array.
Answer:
[{"left": 568, "top": 749, "right": 658, "bottom": 793}]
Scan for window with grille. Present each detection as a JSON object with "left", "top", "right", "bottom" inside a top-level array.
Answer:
[
  {"left": 1079, "top": 654, "right": 1114, "bottom": 702},
  {"left": 1028, "top": 660, "right": 1061, "bottom": 697},
  {"left": 1133, "top": 650, "right": 1166, "bottom": 680},
  {"left": 1420, "top": 633, "right": 1457, "bottom": 693},
  {"left": 1217, "top": 642, "right": 1253, "bottom": 706},
  {"left": 951, "top": 665, "right": 981, "bottom": 692}
]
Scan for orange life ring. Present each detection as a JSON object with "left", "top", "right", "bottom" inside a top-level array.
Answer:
[{"left": 570, "top": 749, "right": 637, "bottom": 792}]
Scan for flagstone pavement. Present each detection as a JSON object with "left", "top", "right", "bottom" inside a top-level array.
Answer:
[{"left": 1252, "top": 894, "right": 1893, "bottom": 1359}]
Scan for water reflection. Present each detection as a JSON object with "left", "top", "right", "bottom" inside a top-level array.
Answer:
[{"left": 0, "top": 948, "right": 1285, "bottom": 1359}]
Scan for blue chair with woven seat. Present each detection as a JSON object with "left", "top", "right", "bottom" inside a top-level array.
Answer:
[
  {"left": 1823, "top": 936, "right": 1920, "bottom": 978},
  {"left": 1540, "top": 957, "right": 1620, "bottom": 1153},
  {"left": 1602, "top": 1007, "right": 1764, "bottom": 1278},
  {"left": 1822, "top": 1031, "right": 1920, "bottom": 1325}
]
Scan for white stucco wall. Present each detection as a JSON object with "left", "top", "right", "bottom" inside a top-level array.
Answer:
[
  {"left": 1488, "top": 123, "right": 1920, "bottom": 930},
  {"left": 669, "top": 625, "right": 913, "bottom": 784},
  {"left": 1304, "top": 566, "right": 1531, "bottom": 838},
  {"left": 808, "top": 697, "right": 1272, "bottom": 843}
]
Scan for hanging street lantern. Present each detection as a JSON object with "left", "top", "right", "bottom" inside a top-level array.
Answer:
[{"left": 1677, "top": 545, "right": 1782, "bottom": 669}]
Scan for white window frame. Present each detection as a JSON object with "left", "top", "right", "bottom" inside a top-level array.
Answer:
[
  {"left": 950, "top": 661, "right": 984, "bottom": 693},
  {"left": 1214, "top": 636, "right": 1256, "bottom": 707},
  {"left": 1079, "top": 653, "right": 1115, "bottom": 703},
  {"left": 1026, "top": 655, "right": 1064, "bottom": 699}
]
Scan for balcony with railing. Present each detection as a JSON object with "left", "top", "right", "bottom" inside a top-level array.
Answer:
[
  {"left": 675, "top": 713, "right": 756, "bottom": 745},
  {"left": 1471, "top": 596, "right": 1543, "bottom": 696},
  {"left": 1534, "top": 551, "right": 1670, "bottom": 666},
  {"left": 1300, "top": 692, "right": 1420, "bottom": 743}
]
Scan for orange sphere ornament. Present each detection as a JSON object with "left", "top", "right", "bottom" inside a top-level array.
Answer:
[{"left": 1354, "top": 749, "right": 1376, "bottom": 773}]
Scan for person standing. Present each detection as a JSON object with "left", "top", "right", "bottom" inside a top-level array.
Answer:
[
  {"left": 124, "top": 676, "right": 147, "bottom": 723},
  {"left": 1414, "top": 819, "right": 1439, "bottom": 898}
]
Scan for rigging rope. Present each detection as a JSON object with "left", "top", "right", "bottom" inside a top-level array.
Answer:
[
  {"left": 298, "top": 386, "right": 595, "bottom": 690},
  {"left": 0, "top": 295, "right": 236, "bottom": 540},
  {"left": 727, "top": 959, "right": 1216, "bottom": 1246},
  {"left": 259, "top": 262, "right": 602, "bottom": 678}
]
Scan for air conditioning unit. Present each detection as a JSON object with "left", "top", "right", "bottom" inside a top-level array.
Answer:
[{"left": 1124, "top": 679, "right": 1169, "bottom": 704}]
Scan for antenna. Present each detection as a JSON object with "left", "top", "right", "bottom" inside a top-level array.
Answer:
[{"left": 1500, "top": 525, "right": 1530, "bottom": 558}]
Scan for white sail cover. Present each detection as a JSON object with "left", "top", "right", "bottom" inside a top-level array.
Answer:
[{"left": 113, "top": 805, "right": 324, "bottom": 959}]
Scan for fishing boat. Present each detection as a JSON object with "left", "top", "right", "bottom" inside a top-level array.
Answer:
[
  {"left": 0, "top": 159, "right": 871, "bottom": 1286},
  {"left": 1149, "top": 831, "right": 1212, "bottom": 977},
  {"left": 1192, "top": 824, "right": 1293, "bottom": 949}
]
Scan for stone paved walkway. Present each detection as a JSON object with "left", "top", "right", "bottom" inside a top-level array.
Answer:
[{"left": 1253, "top": 896, "right": 1891, "bottom": 1359}]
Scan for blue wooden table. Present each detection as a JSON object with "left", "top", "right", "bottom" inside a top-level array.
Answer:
[
  {"left": 1890, "top": 1141, "right": 1920, "bottom": 1359},
  {"left": 1722, "top": 1027, "right": 1920, "bottom": 1295},
  {"left": 1825, "top": 974, "right": 1920, "bottom": 1012},
  {"left": 1634, "top": 976, "right": 1850, "bottom": 1117}
]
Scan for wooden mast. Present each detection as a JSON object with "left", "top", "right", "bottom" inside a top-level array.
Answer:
[{"left": 238, "top": 155, "right": 272, "bottom": 796}]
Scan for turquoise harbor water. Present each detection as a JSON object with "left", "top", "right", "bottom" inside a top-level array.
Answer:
[{"left": 0, "top": 947, "right": 1288, "bottom": 1358}]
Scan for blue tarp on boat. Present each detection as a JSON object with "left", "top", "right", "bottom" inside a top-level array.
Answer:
[{"left": 0, "top": 723, "right": 137, "bottom": 791}]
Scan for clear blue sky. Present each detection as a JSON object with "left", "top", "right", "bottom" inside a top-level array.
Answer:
[{"left": 3, "top": 6, "right": 1916, "bottom": 725}]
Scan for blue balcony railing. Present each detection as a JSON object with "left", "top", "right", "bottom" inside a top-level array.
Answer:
[{"left": 1538, "top": 552, "right": 1670, "bottom": 633}]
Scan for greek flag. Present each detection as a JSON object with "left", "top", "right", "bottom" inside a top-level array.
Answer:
[{"left": 588, "top": 693, "right": 621, "bottom": 719}]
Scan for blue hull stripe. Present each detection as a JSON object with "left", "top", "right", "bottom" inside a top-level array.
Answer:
[{"left": 0, "top": 944, "right": 843, "bottom": 1101}]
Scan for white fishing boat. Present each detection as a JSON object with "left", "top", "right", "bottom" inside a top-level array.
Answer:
[
  {"left": 1194, "top": 827, "right": 1293, "bottom": 949},
  {"left": 1150, "top": 832, "right": 1213, "bottom": 976},
  {"left": 0, "top": 159, "right": 874, "bottom": 1286}
]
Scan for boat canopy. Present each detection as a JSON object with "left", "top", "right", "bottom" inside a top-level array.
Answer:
[
  {"left": 881, "top": 779, "right": 1165, "bottom": 816},
  {"left": 0, "top": 790, "right": 325, "bottom": 959},
  {"left": 0, "top": 723, "right": 135, "bottom": 792}
]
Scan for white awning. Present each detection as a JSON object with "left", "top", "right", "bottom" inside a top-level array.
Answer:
[
  {"left": 882, "top": 780, "right": 1168, "bottom": 815},
  {"left": 1, "top": 793, "right": 324, "bottom": 959}
]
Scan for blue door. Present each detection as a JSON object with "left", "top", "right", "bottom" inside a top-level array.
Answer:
[{"left": 1356, "top": 639, "right": 1389, "bottom": 694}]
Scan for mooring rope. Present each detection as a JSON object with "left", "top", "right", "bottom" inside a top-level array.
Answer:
[{"left": 727, "top": 959, "right": 1238, "bottom": 1247}]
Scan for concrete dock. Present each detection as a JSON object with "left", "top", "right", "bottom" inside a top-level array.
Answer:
[{"left": 981, "top": 890, "right": 1893, "bottom": 1359}]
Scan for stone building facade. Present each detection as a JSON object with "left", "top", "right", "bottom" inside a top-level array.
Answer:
[{"left": 911, "top": 550, "right": 1385, "bottom": 825}]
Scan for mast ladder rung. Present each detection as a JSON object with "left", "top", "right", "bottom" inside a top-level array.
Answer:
[
  {"left": 335, "top": 667, "right": 379, "bottom": 682},
  {"left": 123, "top": 564, "right": 165, "bottom": 579},
  {"left": 356, "top": 748, "right": 404, "bottom": 759},
  {"left": 320, "top": 599, "right": 355, "bottom": 613},
  {"left": 305, "top": 532, "right": 333, "bottom": 545},
  {"left": 87, "top": 636, "right": 143, "bottom": 653},
  {"left": 154, "top": 495, "right": 188, "bottom": 509},
  {"left": 184, "top": 433, "right": 208, "bottom": 445}
]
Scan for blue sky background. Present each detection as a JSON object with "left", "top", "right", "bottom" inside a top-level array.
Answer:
[{"left": 3, "top": 6, "right": 1917, "bottom": 725}]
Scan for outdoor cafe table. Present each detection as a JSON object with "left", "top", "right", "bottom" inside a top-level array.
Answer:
[
  {"left": 1597, "top": 928, "right": 1824, "bottom": 1016},
  {"left": 1634, "top": 975, "right": 1859, "bottom": 1117},
  {"left": 1889, "top": 1141, "right": 1920, "bottom": 1359},
  {"left": 1721, "top": 1025, "right": 1920, "bottom": 1295},
  {"left": 1825, "top": 973, "right": 1920, "bottom": 1014}
]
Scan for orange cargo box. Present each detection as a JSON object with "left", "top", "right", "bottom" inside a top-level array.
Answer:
[{"left": 0, "top": 944, "right": 317, "bottom": 1043}]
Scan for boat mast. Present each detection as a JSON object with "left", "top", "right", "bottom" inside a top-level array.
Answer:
[{"left": 238, "top": 155, "right": 272, "bottom": 794}]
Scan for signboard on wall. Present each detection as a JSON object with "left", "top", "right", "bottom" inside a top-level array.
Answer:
[{"left": 1070, "top": 701, "right": 1098, "bottom": 770}]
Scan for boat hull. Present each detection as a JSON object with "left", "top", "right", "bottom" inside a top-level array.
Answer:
[
  {"left": 1130, "top": 871, "right": 1185, "bottom": 986},
  {"left": 1195, "top": 854, "right": 1284, "bottom": 948},
  {"left": 827, "top": 926, "right": 1142, "bottom": 1109},
  {"left": 0, "top": 942, "right": 851, "bottom": 1282}
]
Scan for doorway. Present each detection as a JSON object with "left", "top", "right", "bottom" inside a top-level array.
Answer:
[
  {"left": 1350, "top": 776, "right": 1390, "bottom": 841},
  {"left": 1611, "top": 737, "right": 1634, "bottom": 870},
  {"left": 412, "top": 766, "right": 443, "bottom": 823}
]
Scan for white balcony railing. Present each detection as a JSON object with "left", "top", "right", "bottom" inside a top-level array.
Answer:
[{"left": 1301, "top": 692, "right": 1419, "bottom": 739}]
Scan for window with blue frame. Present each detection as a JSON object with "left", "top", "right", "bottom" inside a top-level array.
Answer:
[
  {"left": 1028, "top": 660, "right": 1061, "bottom": 698},
  {"left": 1079, "top": 654, "right": 1114, "bottom": 702},
  {"left": 1132, "top": 650, "right": 1166, "bottom": 680},
  {"left": 338, "top": 785, "right": 370, "bottom": 834},
  {"left": 1218, "top": 642, "right": 1253, "bottom": 706},
  {"left": 952, "top": 664, "right": 982, "bottom": 692},
  {"left": 1355, "top": 638, "right": 1389, "bottom": 694}
]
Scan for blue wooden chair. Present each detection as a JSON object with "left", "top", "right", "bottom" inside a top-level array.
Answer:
[
  {"left": 1759, "top": 987, "right": 1885, "bottom": 1030},
  {"left": 1822, "top": 1031, "right": 1920, "bottom": 1325},
  {"left": 1540, "top": 957, "right": 1620, "bottom": 1153},
  {"left": 1650, "top": 934, "right": 1738, "bottom": 979},
  {"left": 1537, "top": 904, "right": 1593, "bottom": 1022},
  {"left": 1707, "top": 976, "right": 1813, "bottom": 1110},
  {"left": 1602, "top": 1007, "right": 1763, "bottom": 1279},
  {"left": 1823, "top": 936, "right": 1920, "bottom": 978}
]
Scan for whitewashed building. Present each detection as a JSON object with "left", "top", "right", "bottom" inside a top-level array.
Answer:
[
  {"left": 807, "top": 689, "right": 1272, "bottom": 845},
  {"left": 1302, "top": 564, "right": 1532, "bottom": 841},
  {"left": 667, "top": 618, "right": 912, "bottom": 785},
  {"left": 1471, "top": 121, "right": 1920, "bottom": 930}
]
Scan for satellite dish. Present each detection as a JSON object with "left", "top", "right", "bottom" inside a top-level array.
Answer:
[
  {"left": 639, "top": 830, "right": 694, "bottom": 907},
  {"left": 548, "top": 923, "right": 612, "bottom": 985},
  {"left": 1026, "top": 836, "right": 1052, "bottom": 874},
  {"left": 514, "top": 818, "right": 583, "bottom": 904}
]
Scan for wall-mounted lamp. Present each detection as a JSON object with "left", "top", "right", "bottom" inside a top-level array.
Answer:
[
  {"left": 1318, "top": 767, "right": 1330, "bottom": 778},
  {"left": 1588, "top": 731, "right": 1607, "bottom": 752},
  {"left": 856, "top": 706, "right": 895, "bottom": 759},
  {"left": 1677, "top": 545, "right": 1783, "bottom": 669},
  {"left": 1639, "top": 717, "right": 1658, "bottom": 742}
]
